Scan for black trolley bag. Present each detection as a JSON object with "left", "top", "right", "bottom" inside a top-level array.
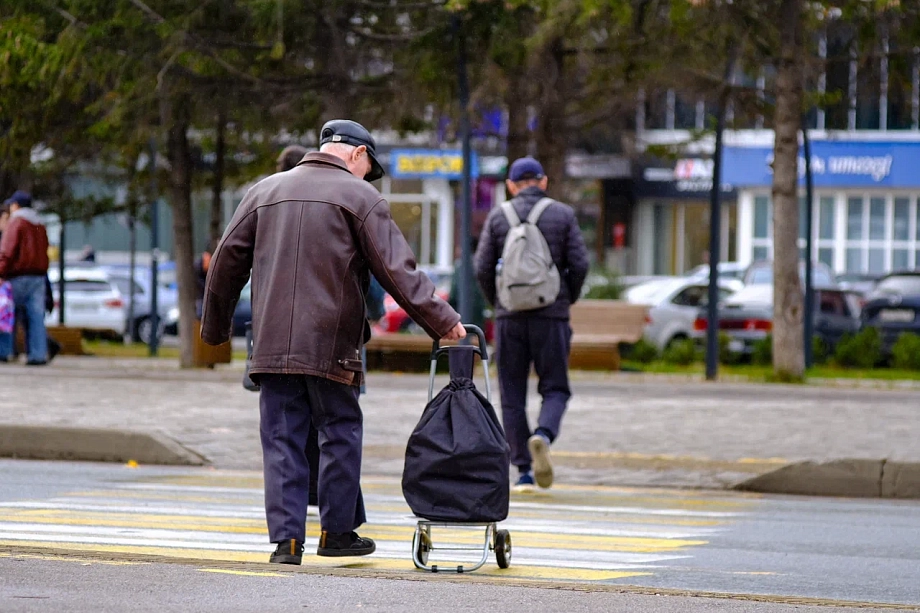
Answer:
[{"left": 402, "top": 325, "right": 510, "bottom": 524}]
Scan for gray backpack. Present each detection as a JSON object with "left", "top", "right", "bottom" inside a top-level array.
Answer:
[{"left": 496, "top": 198, "right": 561, "bottom": 312}]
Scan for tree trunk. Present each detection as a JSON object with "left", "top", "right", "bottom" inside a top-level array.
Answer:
[
  {"left": 167, "top": 102, "right": 198, "bottom": 369},
  {"left": 210, "top": 110, "right": 226, "bottom": 245},
  {"left": 505, "top": 72, "right": 531, "bottom": 165},
  {"left": 772, "top": 0, "right": 805, "bottom": 380},
  {"left": 533, "top": 36, "right": 567, "bottom": 199}
]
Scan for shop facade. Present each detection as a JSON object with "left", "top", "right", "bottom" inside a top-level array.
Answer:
[
  {"left": 631, "top": 157, "right": 738, "bottom": 276},
  {"left": 723, "top": 138, "right": 920, "bottom": 274}
]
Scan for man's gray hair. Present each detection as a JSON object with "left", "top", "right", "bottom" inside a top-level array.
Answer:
[{"left": 320, "top": 142, "right": 357, "bottom": 157}]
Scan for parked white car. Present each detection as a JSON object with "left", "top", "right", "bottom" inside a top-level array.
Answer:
[
  {"left": 624, "top": 277, "right": 740, "bottom": 350},
  {"left": 46, "top": 268, "right": 126, "bottom": 337}
]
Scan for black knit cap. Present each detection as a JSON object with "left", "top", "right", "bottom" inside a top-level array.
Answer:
[{"left": 319, "top": 119, "right": 385, "bottom": 182}]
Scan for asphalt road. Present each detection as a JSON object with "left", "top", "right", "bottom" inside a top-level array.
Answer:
[{"left": 0, "top": 460, "right": 918, "bottom": 610}]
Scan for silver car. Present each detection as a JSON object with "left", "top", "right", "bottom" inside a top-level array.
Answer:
[{"left": 624, "top": 277, "right": 740, "bottom": 350}]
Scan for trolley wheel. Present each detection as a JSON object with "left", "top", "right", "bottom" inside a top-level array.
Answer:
[
  {"left": 494, "top": 529, "right": 511, "bottom": 569},
  {"left": 415, "top": 531, "right": 432, "bottom": 566}
]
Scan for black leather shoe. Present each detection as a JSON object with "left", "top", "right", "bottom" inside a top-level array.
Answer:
[
  {"left": 269, "top": 539, "right": 304, "bottom": 565},
  {"left": 317, "top": 531, "right": 376, "bottom": 557},
  {"left": 25, "top": 360, "right": 47, "bottom": 366}
]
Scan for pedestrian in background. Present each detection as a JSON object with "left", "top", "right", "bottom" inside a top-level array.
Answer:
[
  {"left": 0, "top": 191, "right": 51, "bottom": 366},
  {"left": 0, "top": 204, "right": 12, "bottom": 361},
  {"left": 474, "top": 157, "right": 589, "bottom": 491},
  {"left": 202, "top": 119, "right": 464, "bottom": 564}
]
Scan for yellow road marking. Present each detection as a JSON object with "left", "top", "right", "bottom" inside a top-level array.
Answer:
[
  {"left": 198, "top": 568, "right": 290, "bottom": 578},
  {"left": 0, "top": 551, "right": 144, "bottom": 566},
  {"left": 0, "top": 541, "right": 646, "bottom": 582}
]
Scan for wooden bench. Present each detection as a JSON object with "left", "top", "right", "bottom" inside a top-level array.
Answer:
[
  {"left": 191, "top": 319, "right": 232, "bottom": 368},
  {"left": 15, "top": 324, "right": 86, "bottom": 356},
  {"left": 364, "top": 300, "right": 649, "bottom": 372},
  {"left": 364, "top": 331, "right": 482, "bottom": 372},
  {"left": 568, "top": 300, "right": 649, "bottom": 370}
]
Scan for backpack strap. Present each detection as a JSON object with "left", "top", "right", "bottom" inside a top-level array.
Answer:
[
  {"left": 500, "top": 201, "right": 522, "bottom": 227},
  {"left": 526, "top": 198, "right": 555, "bottom": 225}
]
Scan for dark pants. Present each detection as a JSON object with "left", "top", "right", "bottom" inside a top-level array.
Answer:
[
  {"left": 495, "top": 317, "right": 572, "bottom": 469},
  {"left": 259, "top": 374, "right": 366, "bottom": 543}
]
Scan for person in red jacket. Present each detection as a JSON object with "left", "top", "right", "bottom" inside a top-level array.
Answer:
[{"left": 0, "top": 191, "right": 50, "bottom": 365}]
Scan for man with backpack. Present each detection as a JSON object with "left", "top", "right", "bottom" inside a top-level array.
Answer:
[{"left": 474, "top": 157, "right": 589, "bottom": 491}]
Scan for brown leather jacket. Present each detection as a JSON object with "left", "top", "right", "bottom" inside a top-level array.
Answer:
[
  {"left": 0, "top": 208, "right": 50, "bottom": 279},
  {"left": 201, "top": 152, "right": 460, "bottom": 386}
]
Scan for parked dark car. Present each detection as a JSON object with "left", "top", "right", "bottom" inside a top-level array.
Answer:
[
  {"left": 859, "top": 272, "right": 920, "bottom": 354},
  {"left": 692, "top": 285, "right": 861, "bottom": 357}
]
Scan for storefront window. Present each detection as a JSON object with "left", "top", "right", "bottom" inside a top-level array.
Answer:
[
  {"left": 894, "top": 197, "right": 910, "bottom": 241},
  {"left": 846, "top": 247, "right": 863, "bottom": 272},
  {"left": 869, "top": 248, "right": 885, "bottom": 273},
  {"left": 754, "top": 196, "right": 770, "bottom": 239},
  {"left": 847, "top": 197, "right": 863, "bottom": 240},
  {"left": 869, "top": 197, "right": 886, "bottom": 240},
  {"left": 753, "top": 246, "right": 769, "bottom": 262},
  {"left": 819, "top": 196, "right": 835, "bottom": 240},
  {"left": 893, "top": 250, "right": 910, "bottom": 270},
  {"left": 818, "top": 247, "right": 834, "bottom": 267}
]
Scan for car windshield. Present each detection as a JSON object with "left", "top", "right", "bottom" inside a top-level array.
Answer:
[
  {"left": 53, "top": 280, "right": 112, "bottom": 293},
  {"left": 624, "top": 279, "right": 685, "bottom": 304},
  {"left": 874, "top": 275, "right": 920, "bottom": 296}
]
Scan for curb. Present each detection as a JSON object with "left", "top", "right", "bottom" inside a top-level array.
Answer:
[
  {"left": 0, "top": 425, "right": 208, "bottom": 466},
  {"left": 734, "top": 459, "right": 920, "bottom": 499}
]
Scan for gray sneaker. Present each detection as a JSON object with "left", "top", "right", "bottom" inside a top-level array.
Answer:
[{"left": 527, "top": 434, "right": 553, "bottom": 489}]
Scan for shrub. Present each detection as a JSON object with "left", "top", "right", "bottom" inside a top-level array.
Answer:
[
  {"left": 891, "top": 333, "right": 920, "bottom": 371},
  {"left": 811, "top": 336, "right": 829, "bottom": 366},
  {"left": 662, "top": 338, "right": 699, "bottom": 366},
  {"left": 583, "top": 267, "right": 623, "bottom": 300},
  {"left": 834, "top": 327, "right": 882, "bottom": 369},
  {"left": 626, "top": 338, "right": 659, "bottom": 364},
  {"left": 751, "top": 334, "right": 772, "bottom": 366},
  {"left": 717, "top": 332, "right": 744, "bottom": 365}
]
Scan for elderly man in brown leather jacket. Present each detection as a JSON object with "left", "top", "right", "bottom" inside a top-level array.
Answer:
[{"left": 201, "top": 119, "right": 465, "bottom": 565}]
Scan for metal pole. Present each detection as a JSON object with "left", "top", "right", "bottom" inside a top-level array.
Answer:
[
  {"left": 802, "top": 122, "right": 815, "bottom": 369},
  {"left": 455, "top": 14, "right": 473, "bottom": 330},
  {"left": 57, "top": 213, "right": 65, "bottom": 326},
  {"left": 705, "top": 52, "right": 736, "bottom": 381},
  {"left": 148, "top": 138, "right": 160, "bottom": 357},
  {"left": 705, "top": 109, "right": 726, "bottom": 381},
  {"left": 126, "top": 213, "right": 137, "bottom": 345}
]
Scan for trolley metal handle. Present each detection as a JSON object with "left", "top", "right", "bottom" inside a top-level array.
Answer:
[{"left": 428, "top": 324, "right": 491, "bottom": 403}]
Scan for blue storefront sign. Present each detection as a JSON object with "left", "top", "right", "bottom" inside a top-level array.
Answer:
[
  {"left": 723, "top": 141, "right": 920, "bottom": 188},
  {"left": 390, "top": 149, "right": 479, "bottom": 180}
]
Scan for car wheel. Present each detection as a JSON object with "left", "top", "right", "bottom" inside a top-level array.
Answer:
[
  {"left": 666, "top": 334, "right": 687, "bottom": 349},
  {"left": 136, "top": 317, "right": 165, "bottom": 345}
]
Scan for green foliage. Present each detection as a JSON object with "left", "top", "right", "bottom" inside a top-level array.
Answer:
[
  {"left": 834, "top": 328, "right": 882, "bottom": 369},
  {"left": 626, "top": 338, "right": 659, "bottom": 364},
  {"left": 891, "top": 333, "right": 920, "bottom": 371},
  {"left": 752, "top": 334, "right": 773, "bottom": 366},
  {"left": 812, "top": 336, "right": 829, "bottom": 366},
  {"left": 662, "top": 338, "right": 698, "bottom": 366},
  {"left": 716, "top": 332, "right": 744, "bottom": 365},
  {"left": 583, "top": 267, "right": 622, "bottom": 300}
]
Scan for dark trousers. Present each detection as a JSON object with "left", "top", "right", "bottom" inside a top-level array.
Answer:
[
  {"left": 259, "top": 374, "right": 366, "bottom": 543},
  {"left": 495, "top": 317, "right": 572, "bottom": 469}
]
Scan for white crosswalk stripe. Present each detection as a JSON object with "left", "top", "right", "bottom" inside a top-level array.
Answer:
[{"left": 0, "top": 472, "right": 754, "bottom": 582}]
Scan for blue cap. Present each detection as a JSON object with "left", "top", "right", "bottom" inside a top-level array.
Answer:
[
  {"left": 508, "top": 157, "right": 545, "bottom": 182},
  {"left": 3, "top": 190, "right": 32, "bottom": 208}
]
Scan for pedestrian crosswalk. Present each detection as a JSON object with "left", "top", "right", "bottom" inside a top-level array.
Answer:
[{"left": 0, "top": 471, "right": 755, "bottom": 583}]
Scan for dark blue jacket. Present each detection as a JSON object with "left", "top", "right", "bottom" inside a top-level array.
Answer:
[{"left": 474, "top": 186, "right": 589, "bottom": 320}]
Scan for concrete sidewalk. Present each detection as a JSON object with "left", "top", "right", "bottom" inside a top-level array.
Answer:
[{"left": 1, "top": 356, "right": 919, "bottom": 497}]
